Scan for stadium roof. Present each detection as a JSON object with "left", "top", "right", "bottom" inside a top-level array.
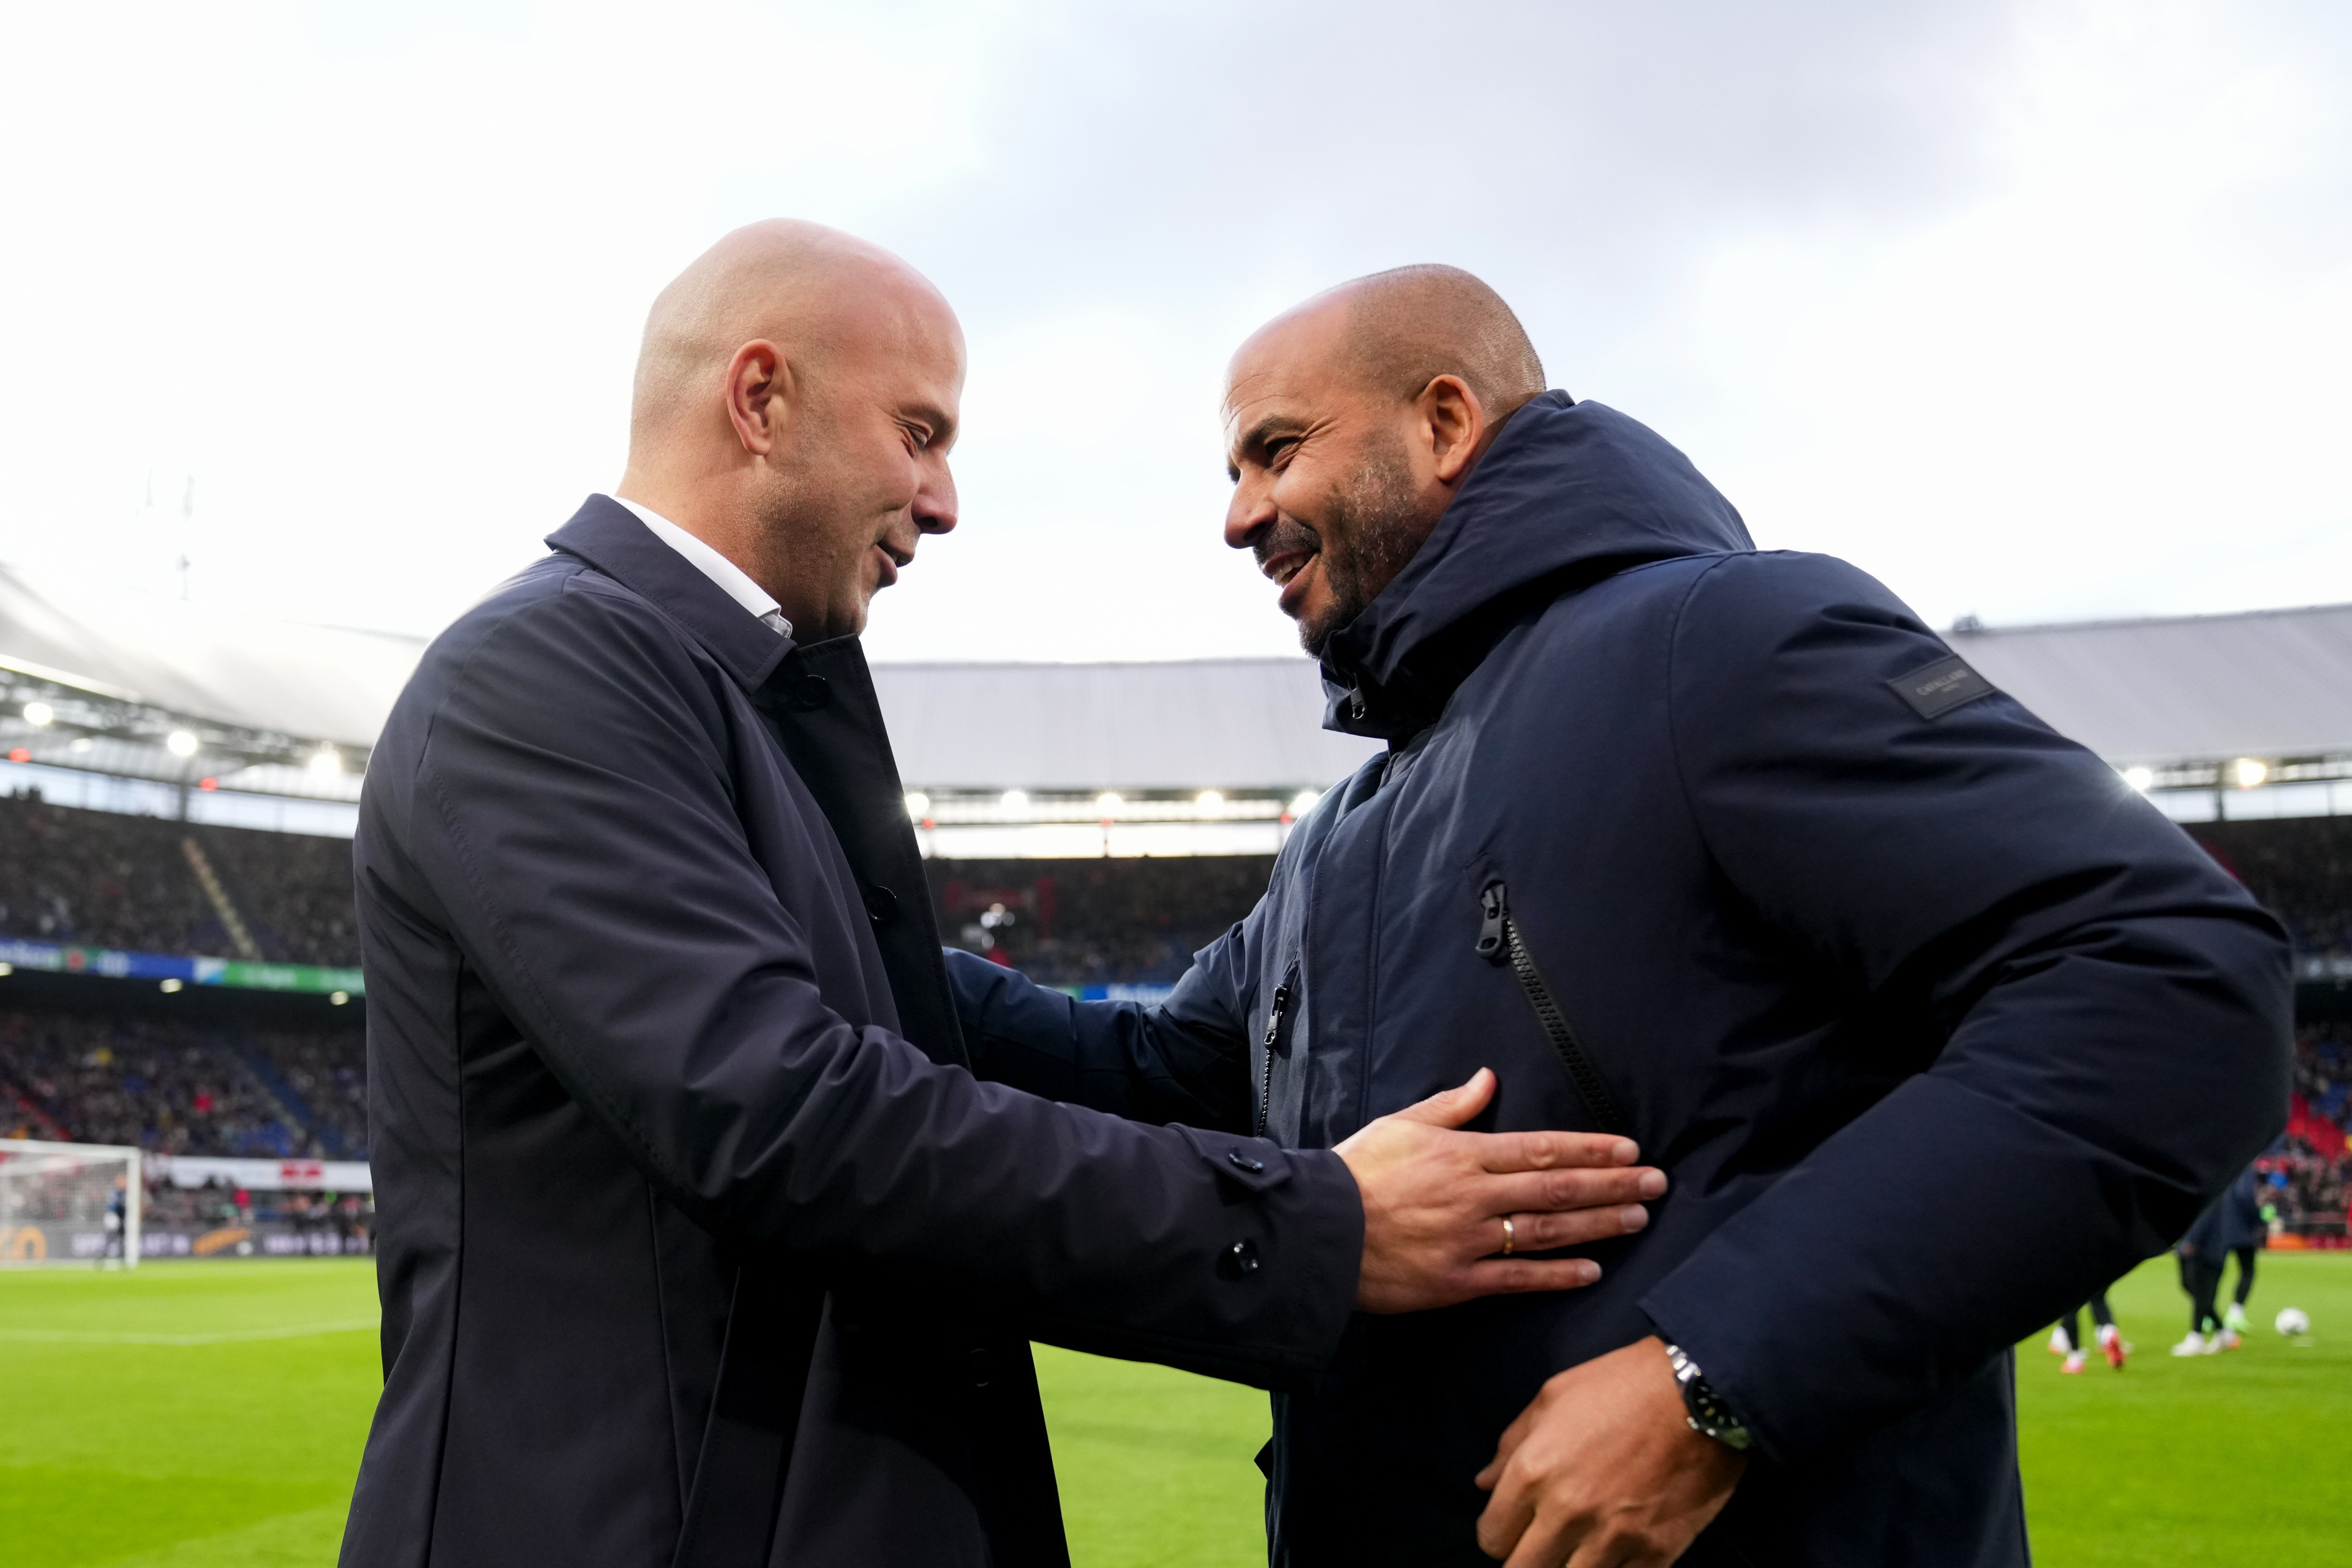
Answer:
[
  {"left": 0, "top": 565, "right": 423, "bottom": 750},
  {"left": 1952, "top": 601, "right": 2352, "bottom": 767},
  {"left": 5, "top": 550, "right": 2348, "bottom": 799},
  {"left": 873, "top": 658, "right": 1378, "bottom": 792}
]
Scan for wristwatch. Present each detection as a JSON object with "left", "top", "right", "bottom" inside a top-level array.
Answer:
[{"left": 1664, "top": 1343, "right": 1753, "bottom": 1452}]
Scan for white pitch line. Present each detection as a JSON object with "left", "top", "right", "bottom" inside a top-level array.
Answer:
[{"left": 0, "top": 1318, "right": 379, "bottom": 1346}]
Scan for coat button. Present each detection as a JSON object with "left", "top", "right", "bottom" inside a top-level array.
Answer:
[
  {"left": 863, "top": 886, "right": 899, "bottom": 927},
  {"left": 1226, "top": 1239, "right": 1261, "bottom": 1275},
  {"left": 1226, "top": 1151, "right": 1265, "bottom": 1174},
  {"left": 789, "top": 674, "right": 831, "bottom": 711}
]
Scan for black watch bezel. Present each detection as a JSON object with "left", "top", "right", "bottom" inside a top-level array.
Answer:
[{"left": 1665, "top": 1343, "right": 1754, "bottom": 1452}]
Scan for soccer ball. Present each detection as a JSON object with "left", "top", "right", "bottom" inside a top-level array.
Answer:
[{"left": 2274, "top": 1306, "right": 2310, "bottom": 1337}]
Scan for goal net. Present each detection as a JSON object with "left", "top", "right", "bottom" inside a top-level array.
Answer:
[{"left": 0, "top": 1139, "right": 141, "bottom": 1268}]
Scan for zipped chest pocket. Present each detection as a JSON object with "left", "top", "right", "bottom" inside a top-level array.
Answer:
[
  {"left": 1476, "top": 880, "right": 1629, "bottom": 1137},
  {"left": 1255, "top": 965, "right": 1300, "bottom": 1137}
]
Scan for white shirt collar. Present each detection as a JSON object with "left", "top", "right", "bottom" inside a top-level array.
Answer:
[{"left": 609, "top": 496, "right": 793, "bottom": 639}]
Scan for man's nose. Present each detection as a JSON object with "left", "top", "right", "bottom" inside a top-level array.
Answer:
[
  {"left": 914, "top": 464, "right": 958, "bottom": 535},
  {"left": 1224, "top": 478, "right": 1273, "bottom": 552}
]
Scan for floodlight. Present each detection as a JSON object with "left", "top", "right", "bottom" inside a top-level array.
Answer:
[
  {"left": 1000, "top": 790, "right": 1028, "bottom": 811},
  {"left": 165, "top": 729, "right": 199, "bottom": 758},
  {"left": 1289, "top": 790, "right": 1321, "bottom": 816},
  {"left": 22, "top": 701, "right": 53, "bottom": 726},
  {"left": 2122, "top": 767, "right": 2154, "bottom": 792},
  {"left": 2231, "top": 758, "right": 2267, "bottom": 789},
  {"left": 159, "top": 978, "right": 184, "bottom": 993},
  {"left": 0, "top": 962, "right": 13, "bottom": 976},
  {"left": 1095, "top": 792, "right": 1123, "bottom": 816},
  {"left": 69, "top": 737, "right": 93, "bottom": 753},
  {"left": 309, "top": 745, "right": 342, "bottom": 776},
  {"left": 904, "top": 791, "right": 931, "bottom": 818},
  {"left": 330, "top": 990, "right": 351, "bottom": 1006},
  {"left": 1195, "top": 790, "right": 1224, "bottom": 814}
]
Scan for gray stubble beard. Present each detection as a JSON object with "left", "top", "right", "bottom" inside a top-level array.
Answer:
[{"left": 1298, "top": 429, "right": 1428, "bottom": 660}]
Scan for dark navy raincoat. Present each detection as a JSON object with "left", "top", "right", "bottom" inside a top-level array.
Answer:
[
  {"left": 341, "top": 499, "right": 1364, "bottom": 1568},
  {"left": 950, "top": 394, "right": 2291, "bottom": 1566}
]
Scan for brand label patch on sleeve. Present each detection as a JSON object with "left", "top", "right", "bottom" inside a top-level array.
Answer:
[{"left": 1887, "top": 654, "right": 1996, "bottom": 719}]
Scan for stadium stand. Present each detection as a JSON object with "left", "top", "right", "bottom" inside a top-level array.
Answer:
[
  {"left": 0, "top": 790, "right": 358, "bottom": 965},
  {"left": 2188, "top": 818, "right": 2352, "bottom": 958},
  {"left": 0, "top": 1010, "right": 367, "bottom": 1159},
  {"left": 928, "top": 855, "right": 1275, "bottom": 986},
  {"left": 2269, "top": 1022, "right": 2351, "bottom": 1239}
]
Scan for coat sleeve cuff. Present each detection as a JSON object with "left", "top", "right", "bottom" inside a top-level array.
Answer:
[
  {"left": 1636, "top": 1071, "right": 2245, "bottom": 1463},
  {"left": 1031, "top": 1138, "right": 1363, "bottom": 1392}
]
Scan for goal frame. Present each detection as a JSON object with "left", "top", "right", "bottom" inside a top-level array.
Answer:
[{"left": 0, "top": 1137, "right": 143, "bottom": 1269}]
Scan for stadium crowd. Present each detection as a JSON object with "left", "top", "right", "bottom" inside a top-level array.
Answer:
[
  {"left": 0, "top": 794, "right": 2346, "bottom": 977},
  {"left": 141, "top": 1178, "right": 374, "bottom": 1244},
  {"left": 926, "top": 855, "right": 1275, "bottom": 986},
  {"left": 0, "top": 1009, "right": 368, "bottom": 1159},
  {"left": 0, "top": 797, "right": 2344, "bottom": 1245},
  {"left": 0, "top": 791, "right": 358, "bottom": 965},
  {"left": 0, "top": 791, "right": 215, "bottom": 955},
  {"left": 2269, "top": 1022, "right": 2352, "bottom": 1237},
  {"left": 2190, "top": 817, "right": 2352, "bottom": 957}
]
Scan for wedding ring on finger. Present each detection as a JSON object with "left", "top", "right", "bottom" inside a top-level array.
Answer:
[{"left": 1500, "top": 1214, "right": 1516, "bottom": 1256}]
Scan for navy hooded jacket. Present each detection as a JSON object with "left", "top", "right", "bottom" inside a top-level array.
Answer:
[{"left": 948, "top": 394, "right": 2291, "bottom": 1566}]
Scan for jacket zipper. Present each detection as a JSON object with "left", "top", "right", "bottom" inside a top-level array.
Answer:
[
  {"left": 1476, "top": 881, "right": 1629, "bottom": 1136},
  {"left": 1257, "top": 984, "right": 1291, "bottom": 1136}
]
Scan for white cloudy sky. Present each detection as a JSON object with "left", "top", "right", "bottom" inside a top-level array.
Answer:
[{"left": 1, "top": 0, "right": 2345, "bottom": 662}]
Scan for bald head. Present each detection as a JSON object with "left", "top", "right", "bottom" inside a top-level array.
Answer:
[
  {"left": 1242, "top": 264, "right": 1546, "bottom": 420},
  {"left": 1221, "top": 266, "right": 1550, "bottom": 655},
  {"left": 628, "top": 219, "right": 954, "bottom": 453},
  {"left": 615, "top": 219, "right": 965, "bottom": 643}
]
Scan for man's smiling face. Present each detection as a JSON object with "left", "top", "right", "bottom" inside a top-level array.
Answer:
[
  {"left": 1221, "top": 308, "right": 1439, "bottom": 657},
  {"left": 760, "top": 267, "right": 965, "bottom": 641}
]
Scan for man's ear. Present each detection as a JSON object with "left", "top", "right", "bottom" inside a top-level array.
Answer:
[
  {"left": 1418, "top": 374, "right": 1487, "bottom": 484},
  {"left": 725, "top": 340, "right": 793, "bottom": 457}
]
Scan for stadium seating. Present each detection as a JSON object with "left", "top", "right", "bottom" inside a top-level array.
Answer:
[
  {"left": 0, "top": 1010, "right": 367, "bottom": 1159},
  {"left": 0, "top": 790, "right": 357, "bottom": 965},
  {"left": 2188, "top": 818, "right": 2352, "bottom": 957},
  {"left": 927, "top": 855, "right": 1276, "bottom": 986},
  {"left": 2271, "top": 1022, "right": 2351, "bottom": 1237},
  {"left": 0, "top": 791, "right": 2345, "bottom": 1246},
  {"left": 0, "top": 790, "right": 2331, "bottom": 982}
]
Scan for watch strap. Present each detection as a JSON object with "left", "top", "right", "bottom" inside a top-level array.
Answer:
[{"left": 1665, "top": 1342, "right": 1754, "bottom": 1452}]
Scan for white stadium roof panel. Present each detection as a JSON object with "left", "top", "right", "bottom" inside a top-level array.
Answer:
[
  {"left": 6, "top": 553, "right": 2349, "bottom": 799},
  {"left": 0, "top": 565, "right": 424, "bottom": 748},
  {"left": 1953, "top": 602, "right": 2352, "bottom": 766},
  {"left": 872, "top": 658, "right": 1384, "bottom": 792}
]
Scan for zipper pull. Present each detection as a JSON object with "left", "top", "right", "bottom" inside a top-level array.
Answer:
[
  {"left": 1257, "top": 984, "right": 1291, "bottom": 1137},
  {"left": 1262, "top": 985, "right": 1291, "bottom": 1049},
  {"left": 1476, "top": 882, "right": 1509, "bottom": 963}
]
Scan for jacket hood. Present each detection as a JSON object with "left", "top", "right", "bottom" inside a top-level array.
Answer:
[{"left": 1320, "top": 394, "right": 1753, "bottom": 737}]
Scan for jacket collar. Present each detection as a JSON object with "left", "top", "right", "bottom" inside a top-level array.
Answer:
[
  {"left": 546, "top": 495, "right": 796, "bottom": 692},
  {"left": 1318, "top": 395, "right": 1755, "bottom": 739}
]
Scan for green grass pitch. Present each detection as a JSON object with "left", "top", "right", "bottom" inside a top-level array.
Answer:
[{"left": 2, "top": 1254, "right": 2346, "bottom": 1566}]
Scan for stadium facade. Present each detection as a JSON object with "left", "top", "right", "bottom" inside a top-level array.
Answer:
[{"left": 6, "top": 560, "right": 2350, "bottom": 857}]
